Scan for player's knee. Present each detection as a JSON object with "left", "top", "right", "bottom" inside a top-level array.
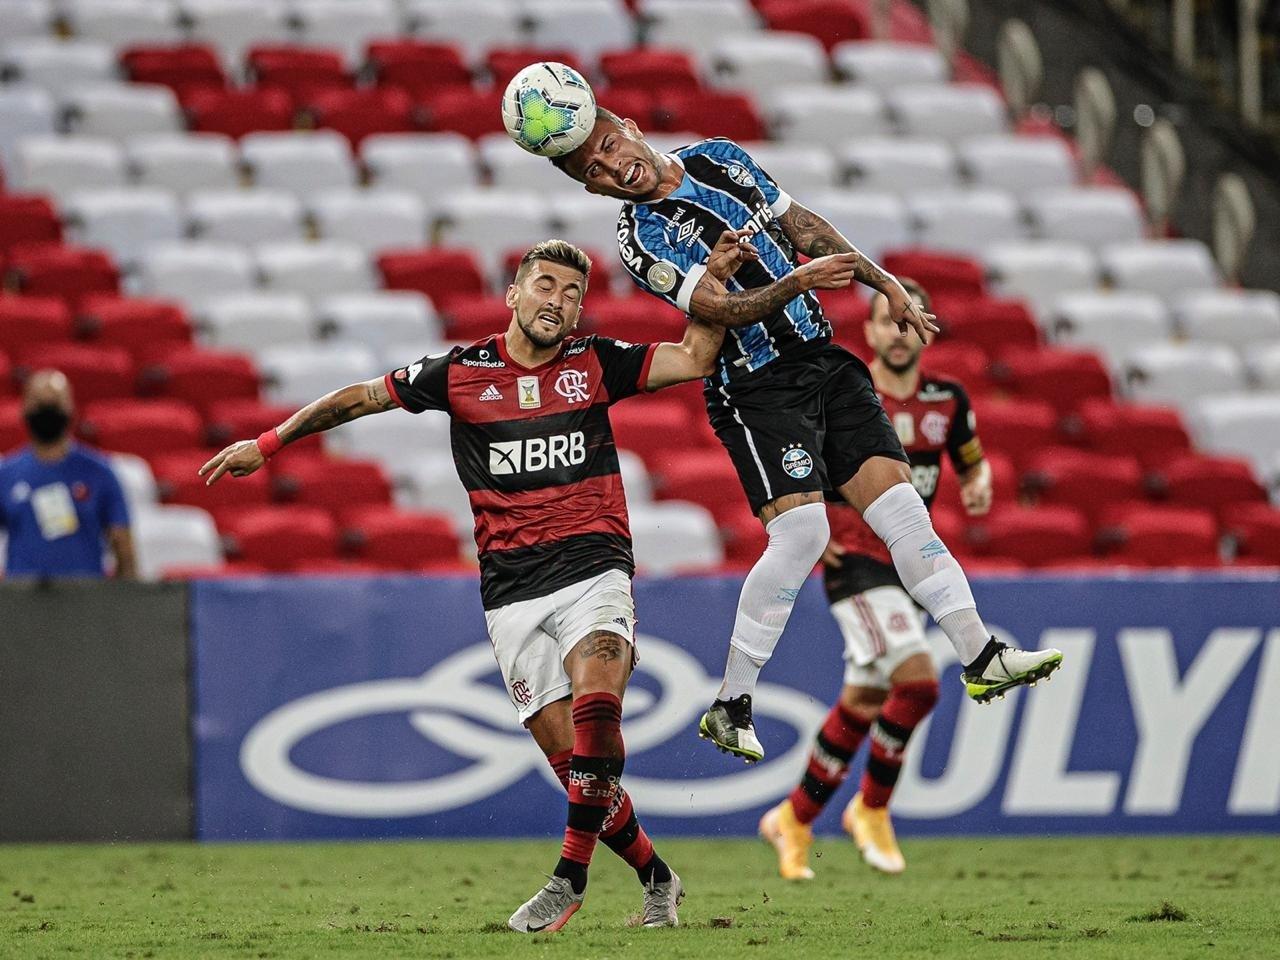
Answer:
[
  {"left": 840, "top": 684, "right": 887, "bottom": 721},
  {"left": 861, "top": 481, "right": 933, "bottom": 549},
  {"left": 765, "top": 500, "right": 829, "bottom": 567}
]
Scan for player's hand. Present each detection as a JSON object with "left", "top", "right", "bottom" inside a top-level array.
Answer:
[
  {"left": 797, "top": 252, "right": 862, "bottom": 290},
  {"left": 706, "top": 228, "right": 760, "bottom": 282},
  {"left": 821, "top": 539, "right": 846, "bottom": 569},
  {"left": 960, "top": 477, "right": 993, "bottom": 516},
  {"left": 884, "top": 279, "right": 940, "bottom": 344},
  {"left": 199, "top": 440, "right": 266, "bottom": 486}
]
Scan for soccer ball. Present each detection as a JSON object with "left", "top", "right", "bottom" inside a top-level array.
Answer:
[{"left": 501, "top": 61, "right": 597, "bottom": 158}]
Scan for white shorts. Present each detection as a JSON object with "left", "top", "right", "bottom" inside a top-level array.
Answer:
[
  {"left": 830, "top": 585, "right": 932, "bottom": 689},
  {"left": 484, "top": 568, "right": 636, "bottom": 723}
]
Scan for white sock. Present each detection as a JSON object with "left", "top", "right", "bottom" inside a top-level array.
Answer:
[
  {"left": 861, "top": 482, "right": 990, "bottom": 665},
  {"left": 718, "top": 501, "right": 829, "bottom": 700}
]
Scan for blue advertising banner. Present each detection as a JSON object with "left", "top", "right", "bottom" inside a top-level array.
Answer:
[{"left": 191, "top": 574, "right": 1280, "bottom": 840}]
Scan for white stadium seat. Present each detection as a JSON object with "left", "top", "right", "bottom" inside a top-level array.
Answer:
[
  {"left": 957, "top": 134, "right": 1077, "bottom": 194},
  {"left": 293, "top": 0, "right": 401, "bottom": 68},
  {"left": 137, "top": 242, "right": 256, "bottom": 304},
  {"left": 126, "top": 133, "right": 240, "bottom": 194},
  {"left": 478, "top": 133, "right": 582, "bottom": 196},
  {"left": 199, "top": 292, "right": 315, "bottom": 352},
  {"left": 804, "top": 191, "right": 912, "bottom": 263},
  {"left": 186, "top": 189, "right": 305, "bottom": 243},
  {"left": 767, "top": 85, "right": 890, "bottom": 145},
  {"left": 65, "top": 0, "right": 181, "bottom": 50},
  {"left": 180, "top": 0, "right": 289, "bottom": 70},
  {"left": 1049, "top": 291, "right": 1172, "bottom": 367},
  {"left": 1123, "top": 343, "right": 1247, "bottom": 410},
  {"left": 1, "top": 39, "right": 115, "bottom": 95},
  {"left": 887, "top": 83, "right": 1008, "bottom": 141},
  {"left": 133, "top": 505, "right": 223, "bottom": 580},
  {"left": 630, "top": 502, "right": 723, "bottom": 573},
  {"left": 525, "top": 0, "right": 635, "bottom": 64},
  {"left": 736, "top": 142, "right": 839, "bottom": 196},
  {"left": 13, "top": 136, "right": 128, "bottom": 201},
  {"left": 1172, "top": 288, "right": 1280, "bottom": 349},
  {"left": 910, "top": 189, "right": 1024, "bottom": 257},
  {"left": 832, "top": 40, "right": 948, "bottom": 89},
  {"left": 641, "top": 0, "right": 759, "bottom": 59},
  {"left": 1025, "top": 187, "right": 1146, "bottom": 246},
  {"left": 711, "top": 33, "right": 828, "bottom": 93},
  {"left": 0, "top": 87, "right": 57, "bottom": 173},
  {"left": 362, "top": 132, "right": 479, "bottom": 199},
  {"left": 1250, "top": 342, "right": 1280, "bottom": 391},
  {"left": 403, "top": 0, "right": 522, "bottom": 64},
  {"left": 63, "top": 188, "right": 184, "bottom": 268},
  {"left": 315, "top": 291, "right": 441, "bottom": 348},
  {"left": 309, "top": 190, "right": 429, "bottom": 252},
  {"left": 552, "top": 194, "right": 624, "bottom": 255},
  {"left": 394, "top": 448, "right": 475, "bottom": 531},
  {"left": 985, "top": 241, "right": 1101, "bottom": 318},
  {"left": 1189, "top": 392, "right": 1280, "bottom": 479},
  {"left": 328, "top": 407, "right": 451, "bottom": 463},
  {"left": 435, "top": 190, "right": 554, "bottom": 282},
  {"left": 109, "top": 453, "right": 159, "bottom": 512},
  {"left": 1100, "top": 239, "right": 1220, "bottom": 301},
  {"left": 256, "top": 342, "right": 383, "bottom": 406},
  {"left": 617, "top": 449, "right": 652, "bottom": 504},
  {"left": 255, "top": 242, "right": 374, "bottom": 297},
  {"left": 241, "top": 131, "right": 357, "bottom": 194},
  {"left": 64, "top": 83, "right": 182, "bottom": 139},
  {"left": 0, "top": 0, "right": 54, "bottom": 42},
  {"left": 839, "top": 136, "right": 959, "bottom": 192},
  {"left": 376, "top": 339, "right": 457, "bottom": 372}
]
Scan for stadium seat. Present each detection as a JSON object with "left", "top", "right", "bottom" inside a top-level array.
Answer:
[
  {"left": 999, "top": 347, "right": 1111, "bottom": 413},
  {"left": 1049, "top": 291, "right": 1172, "bottom": 367},
  {"left": 1074, "top": 398, "right": 1191, "bottom": 468},
  {"left": 1100, "top": 239, "right": 1220, "bottom": 301},
  {"left": 738, "top": 142, "right": 839, "bottom": 194},
  {"left": 919, "top": 341, "right": 991, "bottom": 388},
  {"left": 183, "top": 87, "right": 295, "bottom": 139},
  {"left": 617, "top": 449, "right": 653, "bottom": 504},
  {"left": 151, "top": 447, "right": 272, "bottom": 513},
  {"left": 583, "top": 297, "right": 687, "bottom": 344},
  {"left": 361, "top": 132, "right": 480, "bottom": 198},
  {"left": 405, "top": 0, "right": 523, "bottom": 64},
  {"left": 199, "top": 292, "right": 314, "bottom": 352},
  {"left": 126, "top": 132, "right": 240, "bottom": 194},
  {"left": 1, "top": 38, "right": 115, "bottom": 95},
  {"left": 394, "top": 449, "right": 474, "bottom": 527},
  {"left": 109, "top": 451, "right": 160, "bottom": 512},
  {"left": 641, "top": 0, "right": 760, "bottom": 59},
  {"left": 655, "top": 89, "right": 766, "bottom": 143},
  {"left": 12, "top": 136, "right": 128, "bottom": 201},
  {"left": 0, "top": 87, "right": 57, "bottom": 173},
  {"left": 0, "top": 399, "right": 24, "bottom": 451},
  {"left": 145, "top": 348, "right": 259, "bottom": 412},
  {"left": 933, "top": 449, "right": 1017, "bottom": 512},
  {"left": 187, "top": 189, "right": 305, "bottom": 244},
  {"left": 1123, "top": 343, "right": 1247, "bottom": 412},
  {"left": 0, "top": 0, "right": 52, "bottom": 42},
  {"left": 832, "top": 40, "right": 948, "bottom": 88},
  {"left": 483, "top": 47, "right": 587, "bottom": 91},
  {"left": 937, "top": 298, "right": 1039, "bottom": 356},
  {"left": 478, "top": 133, "right": 586, "bottom": 196},
  {"left": 758, "top": 0, "right": 870, "bottom": 52},
  {"left": 293, "top": 0, "right": 400, "bottom": 68},
  {"left": 957, "top": 134, "right": 1077, "bottom": 195},
  {"left": 653, "top": 449, "right": 748, "bottom": 523},
  {"left": 1157, "top": 454, "right": 1268, "bottom": 518},
  {"left": 180, "top": 0, "right": 291, "bottom": 68},
  {"left": 968, "top": 397, "right": 1059, "bottom": 470},
  {"left": 344, "top": 507, "right": 463, "bottom": 570},
  {"left": 766, "top": 84, "right": 889, "bottom": 145},
  {"left": 254, "top": 242, "right": 374, "bottom": 297},
  {"left": 62, "top": 188, "right": 184, "bottom": 269},
  {"left": 367, "top": 40, "right": 471, "bottom": 98},
  {"left": 434, "top": 192, "right": 554, "bottom": 282},
  {"left": 802, "top": 192, "right": 912, "bottom": 263},
  {"left": 1022, "top": 448, "right": 1144, "bottom": 523},
  {"left": 909, "top": 189, "right": 1024, "bottom": 256},
  {"left": 273, "top": 456, "right": 393, "bottom": 513},
  {"left": 1251, "top": 342, "right": 1280, "bottom": 391},
  {"left": 887, "top": 83, "right": 1008, "bottom": 140},
  {"left": 1024, "top": 187, "right": 1146, "bottom": 246},
  {"left": 328, "top": 402, "right": 450, "bottom": 460},
  {"left": 64, "top": 83, "right": 182, "bottom": 140},
  {"left": 710, "top": 32, "right": 829, "bottom": 93},
  {"left": 525, "top": 0, "right": 635, "bottom": 63},
  {"left": 307, "top": 87, "right": 418, "bottom": 147},
  {"left": 424, "top": 87, "right": 507, "bottom": 140},
  {"left": 79, "top": 294, "right": 192, "bottom": 359},
  {"left": 1099, "top": 505, "right": 1220, "bottom": 567},
  {"left": 132, "top": 504, "right": 223, "bottom": 580},
  {"left": 0, "top": 196, "right": 61, "bottom": 251},
  {"left": 1172, "top": 288, "right": 1280, "bottom": 349},
  {"left": 1188, "top": 392, "right": 1280, "bottom": 479},
  {"left": 138, "top": 243, "right": 255, "bottom": 305},
  {"left": 221, "top": 505, "right": 339, "bottom": 569},
  {"left": 315, "top": 291, "right": 440, "bottom": 349},
  {"left": 256, "top": 343, "right": 381, "bottom": 406},
  {"left": 719, "top": 504, "right": 768, "bottom": 567},
  {"left": 204, "top": 398, "right": 324, "bottom": 452},
  {"left": 309, "top": 190, "right": 428, "bottom": 252},
  {"left": 440, "top": 295, "right": 513, "bottom": 340},
  {"left": 1222, "top": 503, "right": 1280, "bottom": 566},
  {"left": 984, "top": 242, "right": 1101, "bottom": 318},
  {"left": 377, "top": 249, "right": 487, "bottom": 311},
  {"left": 970, "top": 505, "right": 1091, "bottom": 566},
  {"left": 0, "top": 296, "right": 74, "bottom": 354},
  {"left": 609, "top": 398, "right": 700, "bottom": 472},
  {"left": 246, "top": 46, "right": 351, "bottom": 100},
  {"left": 630, "top": 501, "right": 724, "bottom": 573},
  {"left": 600, "top": 49, "right": 700, "bottom": 94},
  {"left": 241, "top": 131, "right": 357, "bottom": 194},
  {"left": 6, "top": 244, "right": 121, "bottom": 306},
  {"left": 881, "top": 250, "right": 985, "bottom": 301},
  {"left": 79, "top": 398, "right": 202, "bottom": 455},
  {"left": 840, "top": 136, "right": 960, "bottom": 192},
  {"left": 120, "top": 44, "right": 227, "bottom": 98},
  {"left": 549, "top": 195, "right": 628, "bottom": 254},
  {"left": 65, "top": 0, "right": 181, "bottom": 49}
]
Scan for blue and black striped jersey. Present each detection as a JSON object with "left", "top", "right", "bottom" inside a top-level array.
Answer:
[{"left": 615, "top": 138, "right": 832, "bottom": 386}]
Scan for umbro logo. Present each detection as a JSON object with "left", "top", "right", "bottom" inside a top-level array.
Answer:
[{"left": 479, "top": 384, "right": 503, "bottom": 401}]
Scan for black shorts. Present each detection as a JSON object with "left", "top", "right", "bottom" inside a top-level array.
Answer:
[{"left": 705, "top": 342, "right": 908, "bottom": 515}]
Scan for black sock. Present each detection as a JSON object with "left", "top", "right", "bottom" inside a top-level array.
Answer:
[
  {"left": 553, "top": 857, "right": 588, "bottom": 895},
  {"left": 636, "top": 852, "right": 671, "bottom": 886}
]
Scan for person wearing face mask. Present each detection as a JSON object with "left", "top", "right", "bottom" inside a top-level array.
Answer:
[{"left": 0, "top": 369, "right": 136, "bottom": 579}]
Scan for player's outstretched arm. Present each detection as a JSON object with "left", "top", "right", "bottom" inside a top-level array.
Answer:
[
  {"left": 199, "top": 377, "right": 397, "bottom": 485},
  {"left": 687, "top": 251, "right": 865, "bottom": 329},
  {"left": 644, "top": 319, "right": 725, "bottom": 391}
]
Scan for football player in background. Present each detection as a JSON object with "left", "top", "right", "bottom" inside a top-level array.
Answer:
[{"left": 761, "top": 279, "right": 992, "bottom": 879}]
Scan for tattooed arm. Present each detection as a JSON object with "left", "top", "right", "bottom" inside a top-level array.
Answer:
[
  {"left": 199, "top": 378, "right": 397, "bottom": 485},
  {"left": 687, "top": 250, "right": 866, "bottom": 328}
]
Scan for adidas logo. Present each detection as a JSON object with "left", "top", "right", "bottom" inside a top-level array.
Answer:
[{"left": 479, "top": 384, "right": 503, "bottom": 401}]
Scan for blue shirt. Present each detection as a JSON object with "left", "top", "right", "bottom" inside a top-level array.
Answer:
[{"left": 0, "top": 443, "right": 130, "bottom": 577}]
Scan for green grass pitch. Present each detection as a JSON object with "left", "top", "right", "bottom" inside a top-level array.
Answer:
[{"left": 3, "top": 836, "right": 1277, "bottom": 959}]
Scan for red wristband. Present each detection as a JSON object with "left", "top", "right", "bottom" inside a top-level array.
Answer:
[{"left": 255, "top": 428, "right": 282, "bottom": 459}]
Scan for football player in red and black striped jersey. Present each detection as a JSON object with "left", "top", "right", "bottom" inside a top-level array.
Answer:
[{"left": 200, "top": 236, "right": 752, "bottom": 932}]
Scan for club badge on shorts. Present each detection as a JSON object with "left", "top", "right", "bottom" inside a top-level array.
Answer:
[
  {"left": 517, "top": 376, "right": 541, "bottom": 409},
  {"left": 781, "top": 444, "right": 813, "bottom": 479}
]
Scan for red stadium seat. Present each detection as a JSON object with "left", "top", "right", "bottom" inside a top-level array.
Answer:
[
  {"left": 273, "top": 456, "right": 393, "bottom": 513},
  {"left": 247, "top": 46, "right": 351, "bottom": 101},
  {"left": 818, "top": 286, "right": 871, "bottom": 333},
  {"left": 654, "top": 448, "right": 749, "bottom": 523},
  {"left": 600, "top": 49, "right": 700, "bottom": 94},
  {"left": 145, "top": 348, "right": 259, "bottom": 412},
  {"left": 660, "top": 378, "right": 709, "bottom": 424},
  {"left": 1073, "top": 399, "right": 1192, "bottom": 468},
  {"left": 0, "top": 399, "right": 25, "bottom": 451},
  {"left": 758, "top": 0, "right": 871, "bottom": 51},
  {"left": 1021, "top": 448, "right": 1144, "bottom": 523},
  {"left": 610, "top": 398, "right": 701, "bottom": 471},
  {"left": 367, "top": 40, "right": 472, "bottom": 98},
  {"left": 307, "top": 87, "right": 417, "bottom": 146},
  {"left": 204, "top": 398, "right": 324, "bottom": 454},
  {"left": 17, "top": 343, "right": 134, "bottom": 402},
  {"left": 0, "top": 353, "right": 12, "bottom": 399},
  {"left": 1222, "top": 503, "right": 1280, "bottom": 565},
  {"left": 656, "top": 90, "right": 765, "bottom": 143},
  {"left": 424, "top": 88, "right": 506, "bottom": 139},
  {"left": 486, "top": 49, "right": 586, "bottom": 89},
  {"left": 121, "top": 44, "right": 226, "bottom": 97},
  {"left": 1099, "top": 505, "right": 1220, "bottom": 567},
  {"left": 719, "top": 505, "right": 767, "bottom": 567},
  {"left": 919, "top": 341, "right": 990, "bottom": 388},
  {"left": 0, "top": 296, "right": 74, "bottom": 353},
  {"left": 343, "top": 506, "right": 463, "bottom": 569},
  {"left": 970, "top": 505, "right": 1091, "bottom": 566},
  {"left": 933, "top": 449, "right": 1018, "bottom": 513},
  {"left": 968, "top": 397, "right": 1059, "bottom": 470},
  {"left": 151, "top": 448, "right": 272, "bottom": 512},
  {"left": 593, "top": 87, "right": 658, "bottom": 127},
  {"left": 5, "top": 244, "right": 120, "bottom": 306},
  {"left": 184, "top": 87, "right": 295, "bottom": 138},
  {"left": 0, "top": 196, "right": 62, "bottom": 251},
  {"left": 78, "top": 295, "right": 192, "bottom": 360},
  {"left": 882, "top": 251, "right": 986, "bottom": 301},
  {"left": 1157, "top": 454, "right": 1268, "bottom": 517},
  {"left": 378, "top": 249, "right": 487, "bottom": 311},
  {"left": 442, "top": 295, "right": 514, "bottom": 341},
  {"left": 998, "top": 347, "right": 1112, "bottom": 413},
  {"left": 937, "top": 298, "right": 1040, "bottom": 357},
  {"left": 583, "top": 296, "right": 687, "bottom": 343},
  {"left": 222, "top": 505, "right": 339, "bottom": 568},
  {"left": 79, "top": 399, "right": 203, "bottom": 457}
]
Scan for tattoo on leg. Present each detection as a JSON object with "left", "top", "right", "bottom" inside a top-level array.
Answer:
[{"left": 578, "top": 631, "right": 624, "bottom": 664}]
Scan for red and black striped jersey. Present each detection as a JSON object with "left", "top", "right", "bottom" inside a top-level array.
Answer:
[
  {"left": 385, "top": 333, "right": 657, "bottom": 609},
  {"left": 825, "top": 375, "right": 983, "bottom": 602}
]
